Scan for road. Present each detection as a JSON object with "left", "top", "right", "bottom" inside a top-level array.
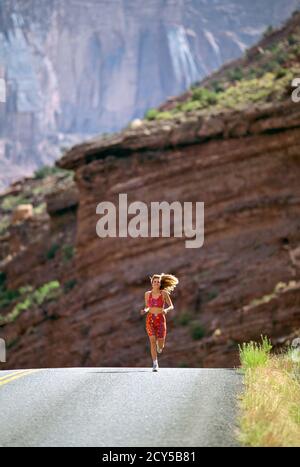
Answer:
[{"left": 0, "top": 367, "right": 243, "bottom": 447}]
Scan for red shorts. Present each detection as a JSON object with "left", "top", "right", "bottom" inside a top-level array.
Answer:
[{"left": 146, "top": 312, "right": 166, "bottom": 338}]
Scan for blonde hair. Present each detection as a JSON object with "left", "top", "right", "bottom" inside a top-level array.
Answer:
[{"left": 150, "top": 273, "right": 179, "bottom": 293}]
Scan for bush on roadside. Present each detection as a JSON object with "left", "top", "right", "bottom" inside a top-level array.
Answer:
[
  {"left": 237, "top": 335, "right": 300, "bottom": 446},
  {"left": 238, "top": 335, "right": 272, "bottom": 371}
]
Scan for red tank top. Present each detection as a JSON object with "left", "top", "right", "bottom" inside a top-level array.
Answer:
[{"left": 148, "top": 291, "right": 164, "bottom": 308}]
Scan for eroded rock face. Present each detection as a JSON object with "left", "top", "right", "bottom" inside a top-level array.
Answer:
[
  {"left": 1, "top": 98, "right": 300, "bottom": 370},
  {"left": 11, "top": 204, "right": 33, "bottom": 224},
  {"left": 46, "top": 186, "right": 78, "bottom": 216},
  {"left": 1, "top": 0, "right": 300, "bottom": 190}
]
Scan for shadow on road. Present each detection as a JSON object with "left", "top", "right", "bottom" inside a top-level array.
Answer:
[{"left": 87, "top": 370, "right": 150, "bottom": 373}]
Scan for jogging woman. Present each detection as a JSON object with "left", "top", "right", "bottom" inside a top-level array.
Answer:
[{"left": 140, "top": 273, "right": 179, "bottom": 371}]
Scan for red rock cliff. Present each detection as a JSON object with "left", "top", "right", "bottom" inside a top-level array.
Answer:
[
  {"left": 1, "top": 98, "right": 300, "bottom": 369},
  {"left": 54, "top": 99, "right": 300, "bottom": 368}
]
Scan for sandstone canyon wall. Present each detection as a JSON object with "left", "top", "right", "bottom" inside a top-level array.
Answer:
[{"left": 1, "top": 0, "right": 300, "bottom": 190}]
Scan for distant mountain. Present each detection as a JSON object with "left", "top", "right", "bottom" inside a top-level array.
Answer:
[{"left": 0, "top": 0, "right": 300, "bottom": 190}]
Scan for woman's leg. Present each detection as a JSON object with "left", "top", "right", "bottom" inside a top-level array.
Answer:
[
  {"left": 146, "top": 314, "right": 157, "bottom": 360},
  {"left": 148, "top": 335, "right": 157, "bottom": 361},
  {"left": 157, "top": 337, "right": 166, "bottom": 352},
  {"left": 157, "top": 314, "right": 167, "bottom": 352}
]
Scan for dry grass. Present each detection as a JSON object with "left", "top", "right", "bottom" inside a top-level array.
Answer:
[{"left": 236, "top": 354, "right": 300, "bottom": 447}]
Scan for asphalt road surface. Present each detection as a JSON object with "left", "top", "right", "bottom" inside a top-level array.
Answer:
[{"left": 0, "top": 367, "right": 243, "bottom": 447}]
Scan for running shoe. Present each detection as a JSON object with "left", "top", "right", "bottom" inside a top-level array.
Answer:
[{"left": 152, "top": 361, "right": 159, "bottom": 372}]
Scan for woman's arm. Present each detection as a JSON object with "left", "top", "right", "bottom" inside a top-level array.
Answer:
[
  {"left": 162, "top": 291, "right": 174, "bottom": 314},
  {"left": 140, "top": 291, "right": 150, "bottom": 315}
]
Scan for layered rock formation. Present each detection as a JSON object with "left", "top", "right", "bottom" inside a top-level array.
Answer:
[{"left": 1, "top": 0, "right": 300, "bottom": 190}]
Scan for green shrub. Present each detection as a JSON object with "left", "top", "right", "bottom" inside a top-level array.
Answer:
[
  {"left": 33, "top": 280, "right": 61, "bottom": 305},
  {"left": 191, "top": 87, "right": 218, "bottom": 105},
  {"left": 228, "top": 67, "right": 244, "bottom": 82},
  {"left": 290, "top": 43, "right": 300, "bottom": 56},
  {"left": 175, "top": 311, "right": 193, "bottom": 326},
  {"left": 62, "top": 244, "right": 75, "bottom": 262},
  {"left": 1, "top": 195, "right": 31, "bottom": 212},
  {"left": 238, "top": 335, "right": 272, "bottom": 371},
  {"left": 247, "top": 68, "right": 258, "bottom": 80},
  {"left": 33, "top": 165, "right": 70, "bottom": 180},
  {"left": 180, "top": 100, "right": 203, "bottom": 112},
  {"left": 0, "top": 216, "right": 10, "bottom": 236},
  {"left": 190, "top": 81, "right": 201, "bottom": 90},
  {"left": 265, "top": 43, "right": 289, "bottom": 65},
  {"left": 263, "top": 25, "right": 274, "bottom": 38},
  {"left": 18, "top": 285, "right": 34, "bottom": 295},
  {"left": 6, "top": 337, "right": 19, "bottom": 349},
  {"left": 159, "top": 62, "right": 298, "bottom": 118},
  {"left": 0, "top": 280, "right": 62, "bottom": 325},
  {"left": 155, "top": 111, "right": 174, "bottom": 120},
  {"left": 63, "top": 279, "right": 77, "bottom": 293},
  {"left": 268, "top": 43, "right": 280, "bottom": 54},
  {"left": 33, "top": 203, "right": 46, "bottom": 215},
  {"left": 32, "top": 185, "right": 46, "bottom": 196},
  {"left": 0, "top": 271, "right": 6, "bottom": 288},
  {"left": 0, "top": 273, "right": 21, "bottom": 310},
  {"left": 211, "top": 80, "right": 225, "bottom": 93},
  {"left": 45, "top": 243, "right": 60, "bottom": 260},
  {"left": 206, "top": 288, "right": 219, "bottom": 301},
  {"left": 145, "top": 108, "right": 159, "bottom": 120},
  {"left": 262, "top": 60, "right": 278, "bottom": 73},
  {"left": 214, "top": 69, "right": 295, "bottom": 109},
  {"left": 275, "top": 67, "right": 288, "bottom": 79},
  {"left": 276, "top": 50, "right": 289, "bottom": 65},
  {"left": 0, "top": 288, "right": 21, "bottom": 310},
  {"left": 7, "top": 296, "right": 32, "bottom": 323},
  {"left": 178, "top": 87, "right": 218, "bottom": 112},
  {"left": 190, "top": 322, "right": 206, "bottom": 340}
]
